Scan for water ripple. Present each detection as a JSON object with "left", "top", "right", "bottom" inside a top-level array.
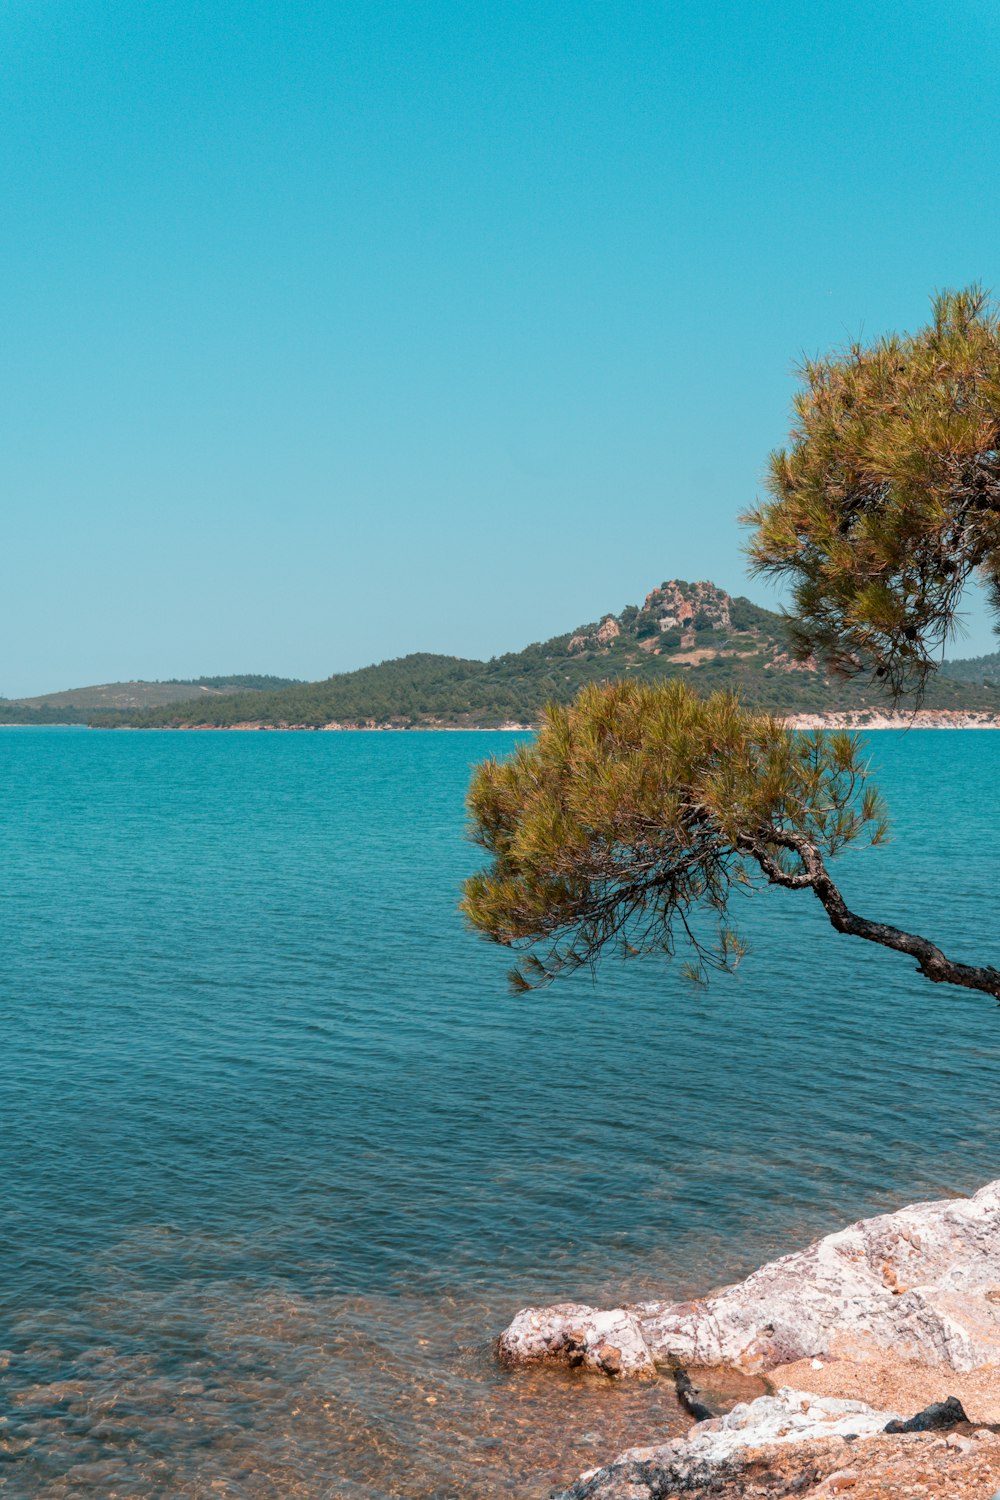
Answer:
[{"left": 1, "top": 728, "right": 998, "bottom": 1496}]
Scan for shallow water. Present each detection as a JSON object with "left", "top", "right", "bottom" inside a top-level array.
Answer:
[{"left": 1, "top": 728, "right": 999, "bottom": 1497}]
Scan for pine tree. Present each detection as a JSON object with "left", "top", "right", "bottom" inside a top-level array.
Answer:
[
  {"left": 462, "top": 679, "right": 1000, "bottom": 1000},
  {"left": 744, "top": 286, "right": 1000, "bottom": 698}
]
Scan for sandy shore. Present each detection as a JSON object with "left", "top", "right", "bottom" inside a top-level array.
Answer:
[
  {"left": 784, "top": 710, "right": 1000, "bottom": 730},
  {"left": 773, "top": 1343, "right": 1000, "bottom": 1426},
  {"left": 7, "top": 711, "right": 1000, "bottom": 731}
]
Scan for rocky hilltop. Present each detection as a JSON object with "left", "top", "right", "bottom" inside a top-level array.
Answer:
[
  {"left": 501, "top": 1181, "right": 1000, "bottom": 1497},
  {"left": 569, "top": 580, "right": 738, "bottom": 652}
]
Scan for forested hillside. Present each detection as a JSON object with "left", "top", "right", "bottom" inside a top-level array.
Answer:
[
  {"left": 84, "top": 580, "right": 1000, "bottom": 729},
  {"left": 9, "top": 675, "right": 302, "bottom": 715},
  {"left": 939, "top": 652, "right": 1000, "bottom": 688}
]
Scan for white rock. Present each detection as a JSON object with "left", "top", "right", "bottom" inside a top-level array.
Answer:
[
  {"left": 555, "top": 1388, "right": 899, "bottom": 1498},
  {"left": 501, "top": 1179, "right": 1000, "bottom": 1378},
  {"left": 704, "top": 1386, "right": 898, "bottom": 1446},
  {"left": 497, "top": 1302, "right": 656, "bottom": 1378}
]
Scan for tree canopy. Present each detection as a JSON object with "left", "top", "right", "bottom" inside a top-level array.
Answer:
[
  {"left": 462, "top": 679, "right": 1000, "bottom": 1000},
  {"left": 744, "top": 286, "right": 1000, "bottom": 698},
  {"left": 464, "top": 290, "right": 1000, "bottom": 1004}
]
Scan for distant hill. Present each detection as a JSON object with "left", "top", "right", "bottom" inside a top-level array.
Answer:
[
  {"left": 940, "top": 651, "right": 1000, "bottom": 688},
  {"left": 81, "top": 580, "right": 1000, "bottom": 729},
  {"left": 10, "top": 675, "right": 302, "bottom": 714}
]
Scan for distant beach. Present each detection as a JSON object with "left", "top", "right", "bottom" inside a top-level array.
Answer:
[
  {"left": 9, "top": 714, "right": 1000, "bottom": 732},
  {"left": 783, "top": 711, "right": 1000, "bottom": 730},
  {"left": 24, "top": 713, "right": 1000, "bottom": 732}
]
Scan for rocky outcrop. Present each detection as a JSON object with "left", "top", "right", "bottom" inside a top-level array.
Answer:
[
  {"left": 642, "top": 579, "right": 732, "bottom": 633},
  {"left": 498, "top": 1304, "right": 657, "bottom": 1378},
  {"left": 555, "top": 1387, "right": 902, "bottom": 1498},
  {"left": 594, "top": 616, "right": 622, "bottom": 645},
  {"left": 555, "top": 1389, "right": 1000, "bottom": 1499},
  {"left": 567, "top": 580, "right": 739, "bottom": 655},
  {"left": 500, "top": 1181, "right": 1000, "bottom": 1379}
]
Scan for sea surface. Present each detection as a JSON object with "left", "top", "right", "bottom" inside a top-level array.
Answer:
[{"left": 2, "top": 727, "right": 999, "bottom": 1499}]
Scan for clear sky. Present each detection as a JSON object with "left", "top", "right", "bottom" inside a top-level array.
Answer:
[{"left": 3, "top": 0, "right": 1000, "bottom": 696}]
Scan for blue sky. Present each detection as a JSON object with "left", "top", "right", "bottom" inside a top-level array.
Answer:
[{"left": 3, "top": 0, "right": 1000, "bottom": 695}]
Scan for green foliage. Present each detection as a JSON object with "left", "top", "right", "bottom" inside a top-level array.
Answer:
[
  {"left": 940, "top": 650, "right": 1000, "bottom": 687},
  {"left": 727, "top": 597, "right": 775, "bottom": 633},
  {"left": 164, "top": 675, "right": 302, "bottom": 691},
  {"left": 9, "top": 674, "right": 304, "bottom": 716},
  {"left": 462, "top": 679, "right": 886, "bottom": 989},
  {"left": 0, "top": 701, "right": 94, "bottom": 725},
  {"left": 744, "top": 286, "right": 1000, "bottom": 697}
]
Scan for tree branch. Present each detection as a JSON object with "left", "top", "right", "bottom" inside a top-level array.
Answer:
[{"left": 765, "top": 832, "right": 1000, "bottom": 1001}]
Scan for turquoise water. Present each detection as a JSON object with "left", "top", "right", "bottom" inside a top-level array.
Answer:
[{"left": 2, "top": 728, "right": 999, "bottom": 1498}]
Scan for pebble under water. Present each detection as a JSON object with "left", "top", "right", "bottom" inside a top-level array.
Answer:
[{"left": 2, "top": 727, "right": 999, "bottom": 1498}]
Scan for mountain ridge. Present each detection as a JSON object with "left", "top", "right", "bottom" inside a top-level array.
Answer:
[
  {"left": 9, "top": 675, "right": 303, "bottom": 713},
  {"left": 937, "top": 651, "right": 1000, "bottom": 688},
  {"left": 64, "top": 579, "right": 1000, "bottom": 729}
]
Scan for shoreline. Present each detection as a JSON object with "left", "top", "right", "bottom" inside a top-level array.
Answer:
[
  {"left": 0, "top": 721, "right": 536, "bottom": 731},
  {"left": 5, "top": 711, "right": 1000, "bottom": 732},
  {"left": 783, "top": 710, "right": 1000, "bottom": 730},
  {"left": 509, "top": 1181, "right": 1000, "bottom": 1498}
]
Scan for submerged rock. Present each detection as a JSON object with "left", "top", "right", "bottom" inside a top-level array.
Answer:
[{"left": 501, "top": 1180, "right": 1000, "bottom": 1379}]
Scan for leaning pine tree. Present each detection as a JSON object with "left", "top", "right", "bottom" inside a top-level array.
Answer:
[
  {"left": 461, "top": 680, "right": 1000, "bottom": 1000},
  {"left": 463, "top": 288, "right": 1000, "bottom": 1002}
]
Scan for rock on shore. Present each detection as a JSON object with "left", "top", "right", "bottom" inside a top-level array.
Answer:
[
  {"left": 499, "top": 1180, "right": 1000, "bottom": 1379},
  {"left": 499, "top": 1304, "right": 658, "bottom": 1378},
  {"left": 554, "top": 1386, "right": 899, "bottom": 1497},
  {"left": 554, "top": 1387, "right": 1000, "bottom": 1499},
  {"left": 783, "top": 711, "right": 1000, "bottom": 729}
]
